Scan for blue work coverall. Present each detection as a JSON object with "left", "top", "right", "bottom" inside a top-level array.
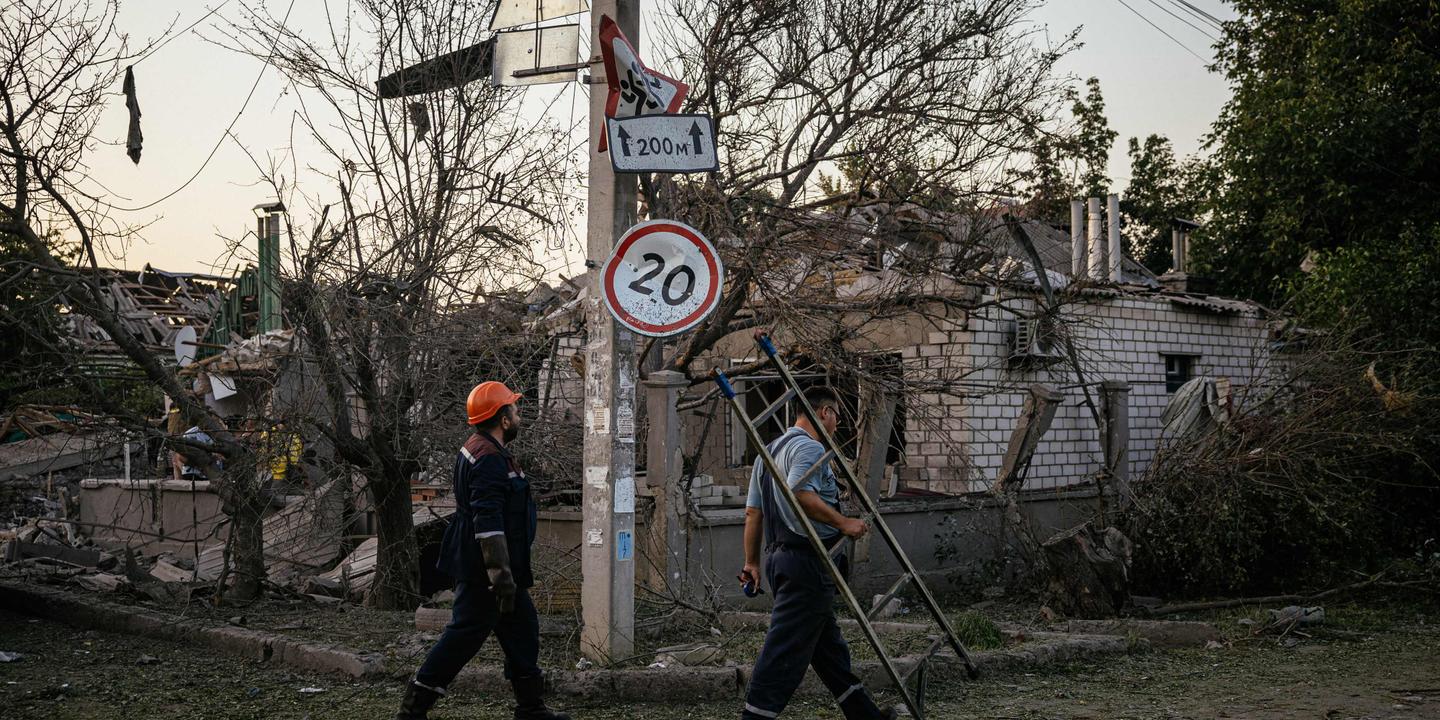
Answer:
[{"left": 415, "top": 431, "right": 541, "bottom": 690}]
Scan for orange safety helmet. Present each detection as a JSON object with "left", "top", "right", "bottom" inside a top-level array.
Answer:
[{"left": 466, "top": 381, "right": 522, "bottom": 425}]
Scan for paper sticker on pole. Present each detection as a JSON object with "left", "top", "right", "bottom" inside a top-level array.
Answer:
[{"left": 602, "top": 220, "right": 723, "bottom": 337}]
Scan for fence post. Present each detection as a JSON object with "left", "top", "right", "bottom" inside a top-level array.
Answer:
[
  {"left": 642, "top": 370, "right": 689, "bottom": 597},
  {"left": 1101, "top": 380, "right": 1132, "bottom": 506}
]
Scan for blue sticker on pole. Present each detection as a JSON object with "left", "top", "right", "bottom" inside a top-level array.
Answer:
[{"left": 616, "top": 530, "right": 633, "bottom": 561}]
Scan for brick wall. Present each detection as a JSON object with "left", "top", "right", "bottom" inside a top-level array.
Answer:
[{"left": 895, "top": 289, "right": 1275, "bottom": 494}]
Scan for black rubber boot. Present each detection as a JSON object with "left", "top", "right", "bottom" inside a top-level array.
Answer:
[
  {"left": 511, "top": 673, "right": 570, "bottom": 720},
  {"left": 838, "top": 687, "right": 896, "bottom": 720},
  {"left": 394, "top": 678, "right": 443, "bottom": 720}
]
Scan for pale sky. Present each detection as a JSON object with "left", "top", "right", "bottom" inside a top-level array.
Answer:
[{"left": 83, "top": 0, "right": 1236, "bottom": 274}]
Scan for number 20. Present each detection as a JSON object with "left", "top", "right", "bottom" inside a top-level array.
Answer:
[{"left": 628, "top": 252, "right": 696, "bottom": 306}]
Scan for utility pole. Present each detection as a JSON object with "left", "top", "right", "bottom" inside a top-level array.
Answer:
[{"left": 581, "top": 0, "right": 639, "bottom": 663}]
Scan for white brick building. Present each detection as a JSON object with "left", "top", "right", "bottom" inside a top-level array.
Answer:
[
  {"left": 537, "top": 213, "right": 1278, "bottom": 498},
  {"left": 892, "top": 287, "right": 1273, "bottom": 494}
]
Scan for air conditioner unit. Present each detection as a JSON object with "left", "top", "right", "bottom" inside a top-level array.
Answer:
[{"left": 1009, "top": 317, "right": 1065, "bottom": 363}]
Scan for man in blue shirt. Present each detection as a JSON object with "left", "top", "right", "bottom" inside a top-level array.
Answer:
[
  {"left": 738, "top": 386, "right": 895, "bottom": 720},
  {"left": 395, "top": 381, "right": 568, "bottom": 720}
]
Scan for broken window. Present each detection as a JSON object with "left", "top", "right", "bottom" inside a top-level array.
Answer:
[
  {"left": 727, "top": 358, "right": 858, "bottom": 467},
  {"left": 1163, "top": 354, "right": 1197, "bottom": 393}
]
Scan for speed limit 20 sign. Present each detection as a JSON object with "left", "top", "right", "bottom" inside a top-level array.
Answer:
[{"left": 601, "top": 220, "right": 723, "bottom": 337}]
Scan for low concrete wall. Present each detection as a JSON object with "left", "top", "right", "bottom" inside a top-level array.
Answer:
[
  {"left": 530, "top": 486, "right": 1107, "bottom": 607},
  {"left": 78, "top": 478, "right": 228, "bottom": 559}
]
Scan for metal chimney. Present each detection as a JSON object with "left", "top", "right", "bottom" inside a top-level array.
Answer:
[
  {"left": 1070, "top": 199, "right": 1086, "bottom": 278},
  {"left": 253, "top": 201, "right": 285, "bottom": 334},
  {"left": 1107, "top": 193, "right": 1122, "bottom": 283},
  {"left": 1086, "top": 197, "right": 1105, "bottom": 281}
]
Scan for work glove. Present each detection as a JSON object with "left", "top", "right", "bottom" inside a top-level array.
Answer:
[{"left": 478, "top": 534, "right": 517, "bottom": 613}]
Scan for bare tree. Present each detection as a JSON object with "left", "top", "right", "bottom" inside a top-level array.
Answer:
[
  {"left": 218, "top": 0, "right": 573, "bottom": 608},
  {"left": 646, "top": 0, "right": 1074, "bottom": 381},
  {"left": 0, "top": 0, "right": 271, "bottom": 600}
]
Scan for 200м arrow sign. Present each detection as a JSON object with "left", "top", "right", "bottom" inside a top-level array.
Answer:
[{"left": 605, "top": 114, "right": 719, "bottom": 174}]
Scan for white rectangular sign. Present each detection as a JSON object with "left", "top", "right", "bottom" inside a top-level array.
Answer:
[{"left": 605, "top": 114, "right": 718, "bottom": 174}]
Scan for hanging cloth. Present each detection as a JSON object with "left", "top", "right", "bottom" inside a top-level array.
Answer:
[{"left": 123, "top": 65, "right": 143, "bottom": 164}]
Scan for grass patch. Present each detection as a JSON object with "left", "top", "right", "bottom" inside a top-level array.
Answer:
[{"left": 948, "top": 610, "right": 1005, "bottom": 651}]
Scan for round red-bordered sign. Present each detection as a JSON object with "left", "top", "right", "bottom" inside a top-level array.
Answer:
[{"left": 601, "top": 220, "right": 724, "bottom": 337}]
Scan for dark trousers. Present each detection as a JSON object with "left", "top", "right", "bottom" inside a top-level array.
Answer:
[
  {"left": 742, "top": 546, "right": 884, "bottom": 719},
  {"left": 415, "top": 580, "right": 541, "bottom": 689}
]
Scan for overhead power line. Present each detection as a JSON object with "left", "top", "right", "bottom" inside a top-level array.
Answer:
[
  {"left": 1164, "top": 0, "right": 1224, "bottom": 32},
  {"left": 1172, "top": 0, "right": 1225, "bottom": 28},
  {"left": 1112, "top": 0, "right": 1210, "bottom": 63},
  {"left": 1146, "top": 0, "right": 1218, "bottom": 40}
]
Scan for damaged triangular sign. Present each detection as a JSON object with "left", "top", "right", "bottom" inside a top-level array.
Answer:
[{"left": 597, "top": 14, "right": 688, "bottom": 151}]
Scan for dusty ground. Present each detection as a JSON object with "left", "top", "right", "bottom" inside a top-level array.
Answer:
[{"left": 2, "top": 596, "right": 1438, "bottom": 719}]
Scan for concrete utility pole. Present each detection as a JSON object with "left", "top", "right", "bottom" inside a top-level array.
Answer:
[{"left": 581, "top": 0, "right": 639, "bottom": 663}]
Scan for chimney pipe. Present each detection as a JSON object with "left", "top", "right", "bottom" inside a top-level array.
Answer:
[
  {"left": 1171, "top": 227, "right": 1185, "bottom": 273},
  {"left": 1086, "top": 197, "right": 1105, "bottom": 281},
  {"left": 1070, "top": 198, "right": 1086, "bottom": 278},
  {"left": 253, "top": 201, "right": 286, "bottom": 335},
  {"left": 1107, "top": 193, "right": 1122, "bottom": 283}
]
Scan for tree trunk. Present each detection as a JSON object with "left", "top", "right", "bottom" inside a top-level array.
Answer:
[
  {"left": 366, "top": 472, "right": 419, "bottom": 609},
  {"left": 1041, "top": 522, "right": 1133, "bottom": 618},
  {"left": 215, "top": 469, "right": 266, "bottom": 601}
]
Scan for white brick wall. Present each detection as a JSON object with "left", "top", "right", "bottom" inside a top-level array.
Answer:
[{"left": 898, "top": 289, "right": 1274, "bottom": 493}]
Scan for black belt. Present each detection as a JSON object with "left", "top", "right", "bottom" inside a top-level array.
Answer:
[{"left": 767, "top": 535, "right": 843, "bottom": 553}]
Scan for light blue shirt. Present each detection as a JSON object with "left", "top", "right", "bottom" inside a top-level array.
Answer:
[{"left": 745, "top": 427, "right": 840, "bottom": 538}]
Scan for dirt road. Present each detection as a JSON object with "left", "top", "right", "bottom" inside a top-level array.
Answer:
[{"left": 2, "top": 600, "right": 1437, "bottom": 719}]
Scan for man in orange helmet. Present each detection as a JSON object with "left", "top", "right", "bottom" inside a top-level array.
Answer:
[{"left": 395, "top": 381, "right": 569, "bottom": 720}]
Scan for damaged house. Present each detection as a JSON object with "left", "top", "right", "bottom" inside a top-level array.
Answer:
[{"left": 536, "top": 198, "right": 1279, "bottom": 598}]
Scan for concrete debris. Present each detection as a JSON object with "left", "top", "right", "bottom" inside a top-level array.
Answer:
[
  {"left": 1269, "top": 605, "right": 1324, "bottom": 626},
  {"left": 75, "top": 573, "right": 127, "bottom": 593},
  {"left": 148, "top": 559, "right": 193, "bottom": 584},
  {"left": 871, "top": 593, "right": 903, "bottom": 620}
]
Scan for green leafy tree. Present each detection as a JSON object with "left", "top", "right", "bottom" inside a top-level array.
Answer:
[
  {"left": 1196, "top": 0, "right": 1440, "bottom": 304},
  {"left": 1121, "top": 135, "right": 1216, "bottom": 273},
  {"left": 1067, "top": 77, "right": 1118, "bottom": 200},
  {"left": 1013, "top": 77, "right": 1118, "bottom": 223}
]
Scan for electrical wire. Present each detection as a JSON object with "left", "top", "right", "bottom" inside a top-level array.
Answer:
[
  {"left": 1112, "top": 0, "right": 1210, "bottom": 63},
  {"left": 1165, "top": 0, "right": 1224, "bottom": 31},
  {"left": 1172, "top": 0, "right": 1225, "bottom": 28},
  {"left": 1145, "top": 0, "right": 1218, "bottom": 40},
  {"left": 107, "top": 0, "right": 296, "bottom": 213}
]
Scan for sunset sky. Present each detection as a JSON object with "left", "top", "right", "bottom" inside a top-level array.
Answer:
[{"left": 82, "top": 1, "right": 1236, "bottom": 275}]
